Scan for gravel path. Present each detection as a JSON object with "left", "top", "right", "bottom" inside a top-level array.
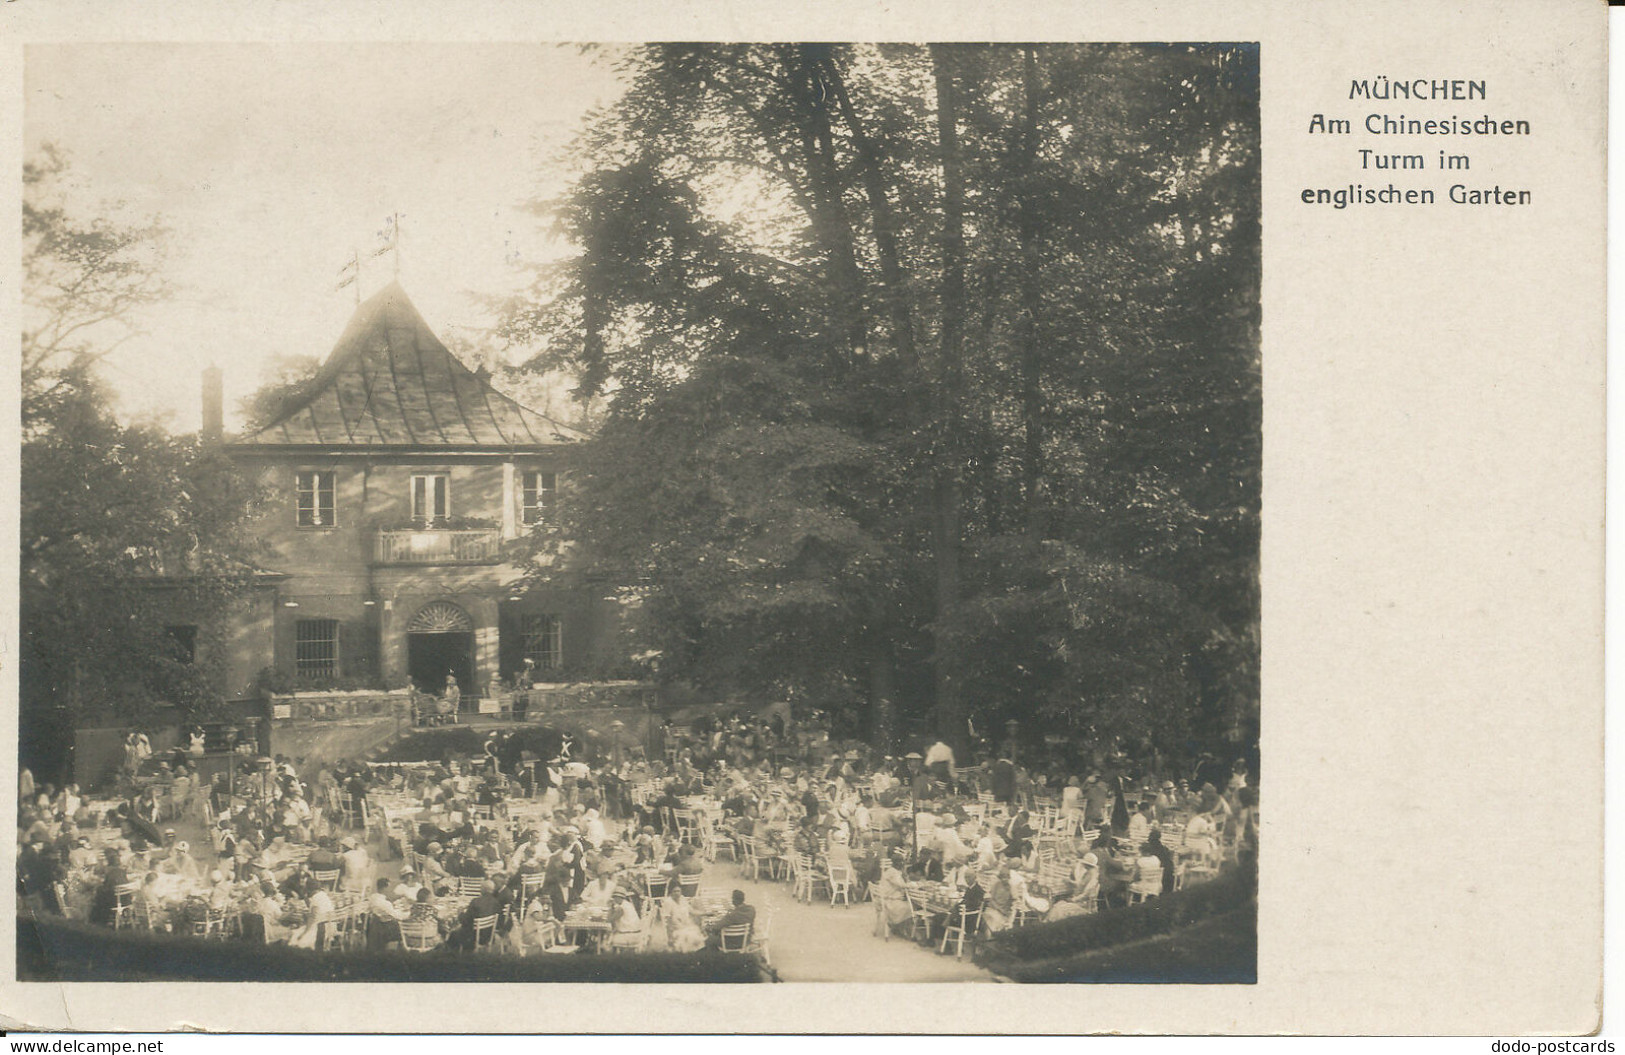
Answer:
[{"left": 705, "top": 859, "right": 994, "bottom": 983}]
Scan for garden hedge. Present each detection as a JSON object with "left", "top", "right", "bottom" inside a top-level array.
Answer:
[
  {"left": 975, "top": 869, "right": 1253, "bottom": 968},
  {"left": 992, "top": 907, "right": 1257, "bottom": 984},
  {"left": 17, "top": 914, "right": 764, "bottom": 983}
]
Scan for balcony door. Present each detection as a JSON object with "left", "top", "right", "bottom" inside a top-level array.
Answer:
[{"left": 410, "top": 474, "right": 449, "bottom": 528}]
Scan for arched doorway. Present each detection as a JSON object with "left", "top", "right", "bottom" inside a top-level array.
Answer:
[{"left": 406, "top": 601, "right": 475, "bottom": 706}]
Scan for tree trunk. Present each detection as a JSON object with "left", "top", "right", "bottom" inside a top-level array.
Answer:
[
  {"left": 930, "top": 44, "right": 967, "bottom": 754},
  {"left": 867, "top": 634, "right": 897, "bottom": 753},
  {"left": 817, "top": 47, "right": 918, "bottom": 369},
  {"left": 783, "top": 45, "right": 870, "bottom": 360},
  {"left": 1017, "top": 46, "right": 1048, "bottom": 537}
]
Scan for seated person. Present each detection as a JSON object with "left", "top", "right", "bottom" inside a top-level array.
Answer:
[
  {"left": 580, "top": 871, "right": 618, "bottom": 910},
  {"left": 703, "top": 889, "right": 756, "bottom": 949}
]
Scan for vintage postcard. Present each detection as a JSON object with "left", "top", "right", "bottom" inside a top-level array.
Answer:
[{"left": 0, "top": 0, "right": 1604, "bottom": 1036}]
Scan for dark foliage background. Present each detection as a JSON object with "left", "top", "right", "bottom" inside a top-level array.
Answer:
[{"left": 501, "top": 43, "right": 1260, "bottom": 761}]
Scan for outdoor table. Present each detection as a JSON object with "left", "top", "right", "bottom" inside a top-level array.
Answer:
[{"left": 562, "top": 907, "right": 612, "bottom": 949}]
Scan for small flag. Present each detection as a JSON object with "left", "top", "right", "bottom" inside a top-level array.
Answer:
[
  {"left": 335, "top": 273, "right": 356, "bottom": 290},
  {"left": 373, "top": 213, "right": 399, "bottom": 256}
]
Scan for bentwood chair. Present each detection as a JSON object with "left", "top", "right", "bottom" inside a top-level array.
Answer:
[{"left": 718, "top": 924, "right": 752, "bottom": 952}]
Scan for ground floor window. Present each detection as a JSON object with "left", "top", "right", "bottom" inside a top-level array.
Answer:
[
  {"left": 521, "top": 614, "right": 562, "bottom": 671},
  {"left": 295, "top": 618, "right": 339, "bottom": 678}
]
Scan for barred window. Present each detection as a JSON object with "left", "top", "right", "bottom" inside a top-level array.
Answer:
[
  {"left": 295, "top": 471, "right": 336, "bottom": 528},
  {"left": 521, "top": 471, "right": 556, "bottom": 526},
  {"left": 521, "top": 614, "right": 562, "bottom": 671},
  {"left": 295, "top": 619, "right": 339, "bottom": 678}
]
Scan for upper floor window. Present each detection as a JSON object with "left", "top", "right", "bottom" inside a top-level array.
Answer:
[
  {"left": 295, "top": 618, "right": 339, "bottom": 678},
  {"left": 521, "top": 470, "right": 557, "bottom": 526},
  {"left": 295, "top": 471, "right": 336, "bottom": 528},
  {"left": 411, "top": 474, "right": 449, "bottom": 528}
]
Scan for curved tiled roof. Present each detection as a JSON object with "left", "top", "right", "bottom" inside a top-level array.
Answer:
[{"left": 233, "top": 282, "right": 585, "bottom": 449}]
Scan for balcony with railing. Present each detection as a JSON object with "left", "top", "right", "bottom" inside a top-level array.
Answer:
[{"left": 373, "top": 528, "right": 503, "bottom": 565}]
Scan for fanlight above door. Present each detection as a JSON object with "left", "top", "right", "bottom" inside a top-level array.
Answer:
[{"left": 406, "top": 601, "right": 473, "bottom": 634}]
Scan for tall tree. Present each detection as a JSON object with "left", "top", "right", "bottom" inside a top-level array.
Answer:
[
  {"left": 505, "top": 44, "right": 1260, "bottom": 762},
  {"left": 21, "top": 146, "right": 267, "bottom": 781}
]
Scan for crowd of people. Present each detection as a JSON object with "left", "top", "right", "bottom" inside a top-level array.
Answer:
[{"left": 16, "top": 711, "right": 1258, "bottom": 965}]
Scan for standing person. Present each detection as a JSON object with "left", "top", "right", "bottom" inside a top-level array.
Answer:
[
  {"left": 1060, "top": 776, "right": 1084, "bottom": 821},
  {"left": 1109, "top": 772, "right": 1131, "bottom": 832},
  {"left": 443, "top": 674, "right": 462, "bottom": 716},
  {"left": 513, "top": 659, "right": 534, "bottom": 722},
  {"left": 924, "top": 739, "right": 955, "bottom": 788},
  {"left": 340, "top": 836, "right": 372, "bottom": 894},
  {"left": 1083, "top": 775, "right": 1111, "bottom": 827},
  {"left": 990, "top": 756, "right": 1017, "bottom": 805}
]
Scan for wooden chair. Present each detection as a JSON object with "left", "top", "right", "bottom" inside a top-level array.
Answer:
[
  {"left": 717, "top": 924, "right": 752, "bottom": 952},
  {"left": 189, "top": 905, "right": 228, "bottom": 940},
  {"left": 519, "top": 874, "right": 547, "bottom": 918},
  {"left": 321, "top": 903, "right": 358, "bottom": 951},
  {"left": 792, "top": 854, "right": 829, "bottom": 904},
  {"left": 677, "top": 873, "right": 700, "bottom": 899},
  {"left": 940, "top": 906, "right": 981, "bottom": 960},
  {"left": 642, "top": 874, "right": 670, "bottom": 917},
  {"left": 738, "top": 836, "right": 765, "bottom": 880},
  {"left": 903, "top": 889, "right": 936, "bottom": 943},
  {"left": 400, "top": 920, "right": 441, "bottom": 953},
  {"left": 471, "top": 913, "right": 499, "bottom": 952},
  {"left": 1128, "top": 862, "right": 1163, "bottom": 904},
  {"left": 702, "top": 820, "right": 737, "bottom": 863},
  {"left": 310, "top": 867, "right": 342, "bottom": 891},
  {"left": 827, "top": 864, "right": 854, "bottom": 907},
  {"left": 458, "top": 875, "right": 486, "bottom": 898},
  {"left": 671, "top": 808, "right": 698, "bottom": 844}
]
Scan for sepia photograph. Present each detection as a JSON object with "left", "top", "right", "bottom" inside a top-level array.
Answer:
[{"left": 15, "top": 40, "right": 1260, "bottom": 987}]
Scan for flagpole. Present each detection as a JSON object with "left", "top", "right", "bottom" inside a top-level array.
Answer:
[{"left": 393, "top": 212, "right": 401, "bottom": 279}]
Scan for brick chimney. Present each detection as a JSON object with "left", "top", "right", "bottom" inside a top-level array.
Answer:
[{"left": 202, "top": 364, "right": 223, "bottom": 444}]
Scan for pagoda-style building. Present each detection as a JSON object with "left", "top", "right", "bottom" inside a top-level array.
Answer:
[{"left": 207, "top": 282, "right": 619, "bottom": 703}]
